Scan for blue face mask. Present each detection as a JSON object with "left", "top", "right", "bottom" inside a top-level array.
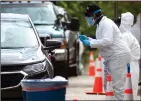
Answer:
[{"left": 85, "top": 17, "right": 95, "bottom": 26}]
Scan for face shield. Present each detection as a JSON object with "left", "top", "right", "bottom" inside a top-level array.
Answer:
[
  {"left": 84, "top": 9, "right": 102, "bottom": 26},
  {"left": 85, "top": 16, "right": 95, "bottom": 26}
]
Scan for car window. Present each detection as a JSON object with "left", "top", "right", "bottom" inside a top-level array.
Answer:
[
  {"left": 1, "top": 5, "right": 57, "bottom": 25},
  {"left": 1, "top": 20, "right": 39, "bottom": 48}
]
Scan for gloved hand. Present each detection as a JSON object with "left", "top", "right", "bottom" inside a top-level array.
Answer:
[
  {"left": 79, "top": 35, "right": 88, "bottom": 42},
  {"left": 83, "top": 39, "right": 90, "bottom": 47}
]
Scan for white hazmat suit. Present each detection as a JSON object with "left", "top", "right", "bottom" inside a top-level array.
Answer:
[
  {"left": 119, "top": 12, "right": 140, "bottom": 100},
  {"left": 131, "top": 13, "right": 141, "bottom": 46},
  {"left": 131, "top": 13, "right": 141, "bottom": 86},
  {"left": 88, "top": 16, "right": 131, "bottom": 100}
]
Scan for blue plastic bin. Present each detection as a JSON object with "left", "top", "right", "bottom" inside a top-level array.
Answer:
[{"left": 21, "top": 77, "right": 68, "bottom": 101}]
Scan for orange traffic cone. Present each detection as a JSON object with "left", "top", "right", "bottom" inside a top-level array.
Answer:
[
  {"left": 86, "top": 55, "right": 105, "bottom": 95},
  {"left": 88, "top": 51, "right": 95, "bottom": 76},
  {"left": 124, "top": 64, "right": 134, "bottom": 100},
  {"left": 105, "top": 74, "right": 114, "bottom": 100}
]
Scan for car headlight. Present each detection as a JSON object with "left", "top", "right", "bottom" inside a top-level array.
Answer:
[{"left": 22, "top": 60, "right": 46, "bottom": 75}]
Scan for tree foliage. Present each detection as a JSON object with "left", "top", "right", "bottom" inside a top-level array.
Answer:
[
  {"left": 56, "top": 1, "right": 141, "bottom": 64},
  {"left": 57, "top": 1, "right": 141, "bottom": 36}
]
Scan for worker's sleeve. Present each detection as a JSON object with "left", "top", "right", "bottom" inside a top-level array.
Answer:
[
  {"left": 89, "top": 23, "right": 114, "bottom": 48},
  {"left": 131, "top": 38, "right": 141, "bottom": 60},
  {"left": 88, "top": 37, "right": 94, "bottom": 41}
]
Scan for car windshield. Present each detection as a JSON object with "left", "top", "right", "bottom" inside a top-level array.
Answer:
[
  {"left": 1, "top": 5, "right": 57, "bottom": 25},
  {"left": 1, "top": 19, "right": 39, "bottom": 49}
]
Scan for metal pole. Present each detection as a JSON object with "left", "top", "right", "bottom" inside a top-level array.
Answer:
[
  {"left": 139, "top": 14, "right": 141, "bottom": 85},
  {"left": 114, "top": 1, "right": 118, "bottom": 18}
]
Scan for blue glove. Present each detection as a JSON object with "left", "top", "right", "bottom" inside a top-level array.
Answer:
[
  {"left": 79, "top": 35, "right": 88, "bottom": 42},
  {"left": 83, "top": 39, "right": 90, "bottom": 46}
]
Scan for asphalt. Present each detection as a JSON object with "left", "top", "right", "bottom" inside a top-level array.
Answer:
[
  {"left": 66, "top": 68, "right": 141, "bottom": 100},
  {"left": 66, "top": 76, "right": 106, "bottom": 100}
]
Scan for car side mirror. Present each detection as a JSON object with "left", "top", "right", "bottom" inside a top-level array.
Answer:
[
  {"left": 43, "top": 40, "right": 62, "bottom": 50},
  {"left": 70, "top": 17, "right": 80, "bottom": 31},
  {"left": 57, "top": 14, "right": 64, "bottom": 20},
  {"left": 61, "top": 17, "right": 80, "bottom": 31},
  {"left": 53, "top": 14, "right": 64, "bottom": 30}
]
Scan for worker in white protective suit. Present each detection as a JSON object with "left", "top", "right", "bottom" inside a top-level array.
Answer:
[
  {"left": 131, "top": 13, "right": 141, "bottom": 45},
  {"left": 131, "top": 13, "right": 141, "bottom": 86},
  {"left": 114, "top": 12, "right": 140, "bottom": 100},
  {"left": 79, "top": 4, "right": 131, "bottom": 100}
]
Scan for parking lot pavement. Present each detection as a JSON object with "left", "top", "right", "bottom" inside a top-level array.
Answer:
[
  {"left": 66, "top": 75, "right": 106, "bottom": 100},
  {"left": 66, "top": 75, "right": 141, "bottom": 100}
]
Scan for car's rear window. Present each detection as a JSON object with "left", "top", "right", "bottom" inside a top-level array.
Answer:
[{"left": 1, "top": 4, "right": 57, "bottom": 25}]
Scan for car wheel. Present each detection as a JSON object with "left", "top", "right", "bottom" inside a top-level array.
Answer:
[
  {"left": 54, "top": 61, "right": 69, "bottom": 80},
  {"left": 139, "top": 81, "right": 141, "bottom": 86},
  {"left": 75, "top": 50, "right": 83, "bottom": 75},
  {"left": 68, "top": 52, "right": 80, "bottom": 76}
]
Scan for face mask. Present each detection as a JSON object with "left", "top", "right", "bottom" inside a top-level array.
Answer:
[{"left": 85, "top": 17, "right": 95, "bottom": 26}]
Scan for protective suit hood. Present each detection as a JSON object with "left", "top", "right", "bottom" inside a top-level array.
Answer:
[{"left": 119, "top": 12, "right": 134, "bottom": 33}]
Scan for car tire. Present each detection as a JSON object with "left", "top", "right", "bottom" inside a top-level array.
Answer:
[
  {"left": 74, "top": 51, "right": 83, "bottom": 76},
  {"left": 54, "top": 61, "right": 69, "bottom": 79},
  {"left": 139, "top": 81, "right": 141, "bottom": 86}
]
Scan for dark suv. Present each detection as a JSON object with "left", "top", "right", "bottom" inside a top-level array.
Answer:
[
  {"left": 1, "top": 13, "right": 61, "bottom": 99},
  {"left": 1, "top": 1, "right": 80, "bottom": 77}
]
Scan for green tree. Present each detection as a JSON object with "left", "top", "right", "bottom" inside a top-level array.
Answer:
[
  {"left": 56, "top": 1, "right": 141, "bottom": 65},
  {"left": 57, "top": 1, "right": 141, "bottom": 35},
  {"left": 57, "top": 1, "right": 116, "bottom": 36}
]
